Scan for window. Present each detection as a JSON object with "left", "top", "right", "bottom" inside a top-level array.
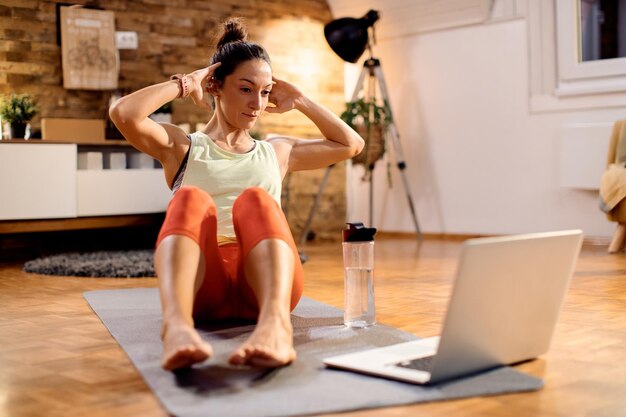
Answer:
[
  {"left": 555, "top": 0, "right": 626, "bottom": 96},
  {"left": 580, "top": 0, "right": 626, "bottom": 62}
]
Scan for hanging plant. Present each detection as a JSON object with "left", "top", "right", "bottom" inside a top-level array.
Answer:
[{"left": 340, "top": 98, "right": 391, "bottom": 169}]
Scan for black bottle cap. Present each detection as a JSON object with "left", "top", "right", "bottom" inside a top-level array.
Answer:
[{"left": 343, "top": 222, "right": 377, "bottom": 242}]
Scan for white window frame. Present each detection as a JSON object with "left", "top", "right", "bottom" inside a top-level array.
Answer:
[
  {"left": 555, "top": 0, "right": 626, "bottom": 96},
  {"left": 523, "top": 0, "right": 626, "bottom": 112}
]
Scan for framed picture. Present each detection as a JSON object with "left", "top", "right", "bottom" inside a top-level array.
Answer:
[{"left": 60, "top": 5, "right": 118, "bottom": 90}]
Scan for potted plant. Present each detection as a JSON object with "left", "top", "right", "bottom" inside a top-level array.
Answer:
[
  {"left": 0, "top": 94, "right": 38, "bottom": 139},
  {"left": 0, "top": 93, "right": 38, "bottom": 139},
  {"left": 340, "top": 98, "right": 391, "bottom": 169}
]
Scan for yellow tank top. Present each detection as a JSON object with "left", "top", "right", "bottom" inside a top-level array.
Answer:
[{"left": 180, "top": 131, "right": 282, "bottom": 244}]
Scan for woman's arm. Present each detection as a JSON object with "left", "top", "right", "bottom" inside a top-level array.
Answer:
[
  {"left": 266, "top": 77, "right": 364, "bottom": 175},
  {"left": 108, "top": 64, "right": 220, "bottom": 178},
  {"left": 109, "top": 81, "right": 186, "bottom": 162}
]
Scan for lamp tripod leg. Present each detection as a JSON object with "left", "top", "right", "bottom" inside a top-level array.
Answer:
[
  {"left": 385, "top": 120, "right": 422, "bottom": 239},
  {"left": 369, "top": 163, "right": 374, "bottom": 227},
  {"left": 351, "top": 65, "right": 369, "bottom": 102},
  {"left": 372, "top": 63, "right": 422, "bottom": 240},
  {"left": 297, "top": 64, "right": 371, "bottom": 260},
  {"left": 298, "top": 164, "right": 335, "bottom": 262}
]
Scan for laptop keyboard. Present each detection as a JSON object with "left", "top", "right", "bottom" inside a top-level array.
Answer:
[{"left": 395, "top": 355, "right": 436, "bottom": 372}]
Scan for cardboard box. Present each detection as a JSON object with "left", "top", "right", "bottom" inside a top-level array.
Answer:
[{"left": 42, "top": 118, "right": 105, "bottom": 143}]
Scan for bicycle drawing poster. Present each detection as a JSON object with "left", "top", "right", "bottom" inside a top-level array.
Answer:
[{"left": 60, "top": 6, "right": 118, "bottom": 90}]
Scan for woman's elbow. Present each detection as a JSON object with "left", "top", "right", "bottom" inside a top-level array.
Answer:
[
  {"left": 351, "top": 135, "right": 365, "bottom": 157},
  {"left": 108, "top": 98, "right": 137, "bottom": 131},
  {"left": 108, "top": 100, "right": 124, "bottom": 127}
]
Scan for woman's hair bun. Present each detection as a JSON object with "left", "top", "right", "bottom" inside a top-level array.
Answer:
[{"left": 216, "top": 18, "right": 248, "bottom": 49}]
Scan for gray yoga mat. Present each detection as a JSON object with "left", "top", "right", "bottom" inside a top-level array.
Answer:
[{"left": 84, "top": 288, "right": 543, "bottom": 417}]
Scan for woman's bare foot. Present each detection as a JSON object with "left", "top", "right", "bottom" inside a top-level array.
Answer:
[
  {"left": 228, "top": 312, "right": 296, "bottom": 367},
  {"left": 161, "top": 321, "right": 213, "bottom": 371}
]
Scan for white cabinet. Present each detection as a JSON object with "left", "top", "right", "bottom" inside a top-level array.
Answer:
[
  {"left": 77, "top": 169, "right": 171, "bottom": 216},
  {"left": 0, "top": 142, "right": 172, "bottom": 221},
  {"left": 0, "top": 144, "right": 77, "bottom": 220}
]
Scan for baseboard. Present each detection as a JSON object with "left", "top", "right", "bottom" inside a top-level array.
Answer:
[
  {"left": 0, "top": 213, "right": 165, "bottom": 234},
  {"left": 0, "top": 221, "right": 162, "bottom": 262},
  {"left": 582, "top": 235, "right": 611, "bottom": 246},
  {"left": 377, "top": 231, "right": 611, "bottom": 247},
  {"left": 377, "top": 231, "right": 486, "bottom": 241}
]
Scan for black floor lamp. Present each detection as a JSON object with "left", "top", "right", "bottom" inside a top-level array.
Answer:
[{"left": 298, "top": 10, "right": 422, "bottom": 261}]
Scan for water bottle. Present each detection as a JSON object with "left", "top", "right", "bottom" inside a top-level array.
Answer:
[{"left": 342, "top": 222, "right": 377, "bottom": 328}]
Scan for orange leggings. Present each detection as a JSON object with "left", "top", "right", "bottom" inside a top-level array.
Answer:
[{"left": 156, "top": 186, "right": 304, "bottom": 321}]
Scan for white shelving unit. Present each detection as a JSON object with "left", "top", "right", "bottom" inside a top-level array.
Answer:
[
  {"left": 77, "top": 169, "right": 170, "bottom": 216},
  {"left": 0, "top": 141, "right": 172, "bottom": 221}
]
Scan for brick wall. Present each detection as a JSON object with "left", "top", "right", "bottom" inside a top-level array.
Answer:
[{"left": 0, "top": 0, "right": 347, "bottom": 241}]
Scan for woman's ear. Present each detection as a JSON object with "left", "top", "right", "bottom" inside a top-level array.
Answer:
[{"left": 206, "top": 77, "right": 220, "bottom": 96}]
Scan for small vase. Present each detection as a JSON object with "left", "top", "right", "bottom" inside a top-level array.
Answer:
[{"left": 10, "top": 122, "right": 27, "bottom": 139}]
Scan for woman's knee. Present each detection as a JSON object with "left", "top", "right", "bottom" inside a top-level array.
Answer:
[
  {"left": 233, "top": 187, "right": 275, "bottom": 213},
  {"left": 232, "top": 187, "right": 285, "bottom": 235},
  {"left": 168, "top": 186, "right": 218, "bottom": 221},
  {"left": 171, "top": 186, "right": 214, "bottom": 209},
  {"left": 157, "top": 186, "right": 216, "bottom": 247}
]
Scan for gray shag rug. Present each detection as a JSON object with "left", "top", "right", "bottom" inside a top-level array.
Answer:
[{"left": 23, "top": 250, "right": 155, "bottom": 278}]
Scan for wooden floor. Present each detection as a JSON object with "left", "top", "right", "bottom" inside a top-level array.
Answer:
[{"left": 1, "top": 237, "right": 625, "bottom": 417}]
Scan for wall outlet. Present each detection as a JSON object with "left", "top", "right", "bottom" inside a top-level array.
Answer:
[{"left": 115, "top": 31, "right": 138, "bottom": 49}]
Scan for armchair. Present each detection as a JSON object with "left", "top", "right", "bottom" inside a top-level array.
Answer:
[{"left": 600, "top": 119, "right": 626, "bottom": 253}]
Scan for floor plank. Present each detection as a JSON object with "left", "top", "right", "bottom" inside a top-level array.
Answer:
[{"left": 0, "top": 237, "right": 624, "bottom": 417}]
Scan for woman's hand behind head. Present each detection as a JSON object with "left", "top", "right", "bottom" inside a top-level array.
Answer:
[
  {"left": 188, "top": 62, "right": 222, "bottom": 110},
  {"left": 265, "top": 77, "right": 303, "bottom": 114}
]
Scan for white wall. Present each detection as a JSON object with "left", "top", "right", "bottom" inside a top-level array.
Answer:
[{"left": 341, "top": 18, "right": 625, "bottom": 238}]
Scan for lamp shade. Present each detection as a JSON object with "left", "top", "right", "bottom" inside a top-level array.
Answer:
[{"left": 324, "top": 10, "right": 380, "bottom": 63}]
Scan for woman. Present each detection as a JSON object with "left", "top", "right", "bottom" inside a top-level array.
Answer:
[{"left": 109, "top": 18, "right": 363, "bottom": 371}]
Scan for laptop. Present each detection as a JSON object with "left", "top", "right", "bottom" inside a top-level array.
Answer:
[{"left": 323, "top": 230, "right": 583, "bottom": 385}]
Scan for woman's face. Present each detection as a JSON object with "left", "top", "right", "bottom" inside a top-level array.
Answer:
[{"left": 215, "top": 59, "right": 273, "bottom": 130}]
